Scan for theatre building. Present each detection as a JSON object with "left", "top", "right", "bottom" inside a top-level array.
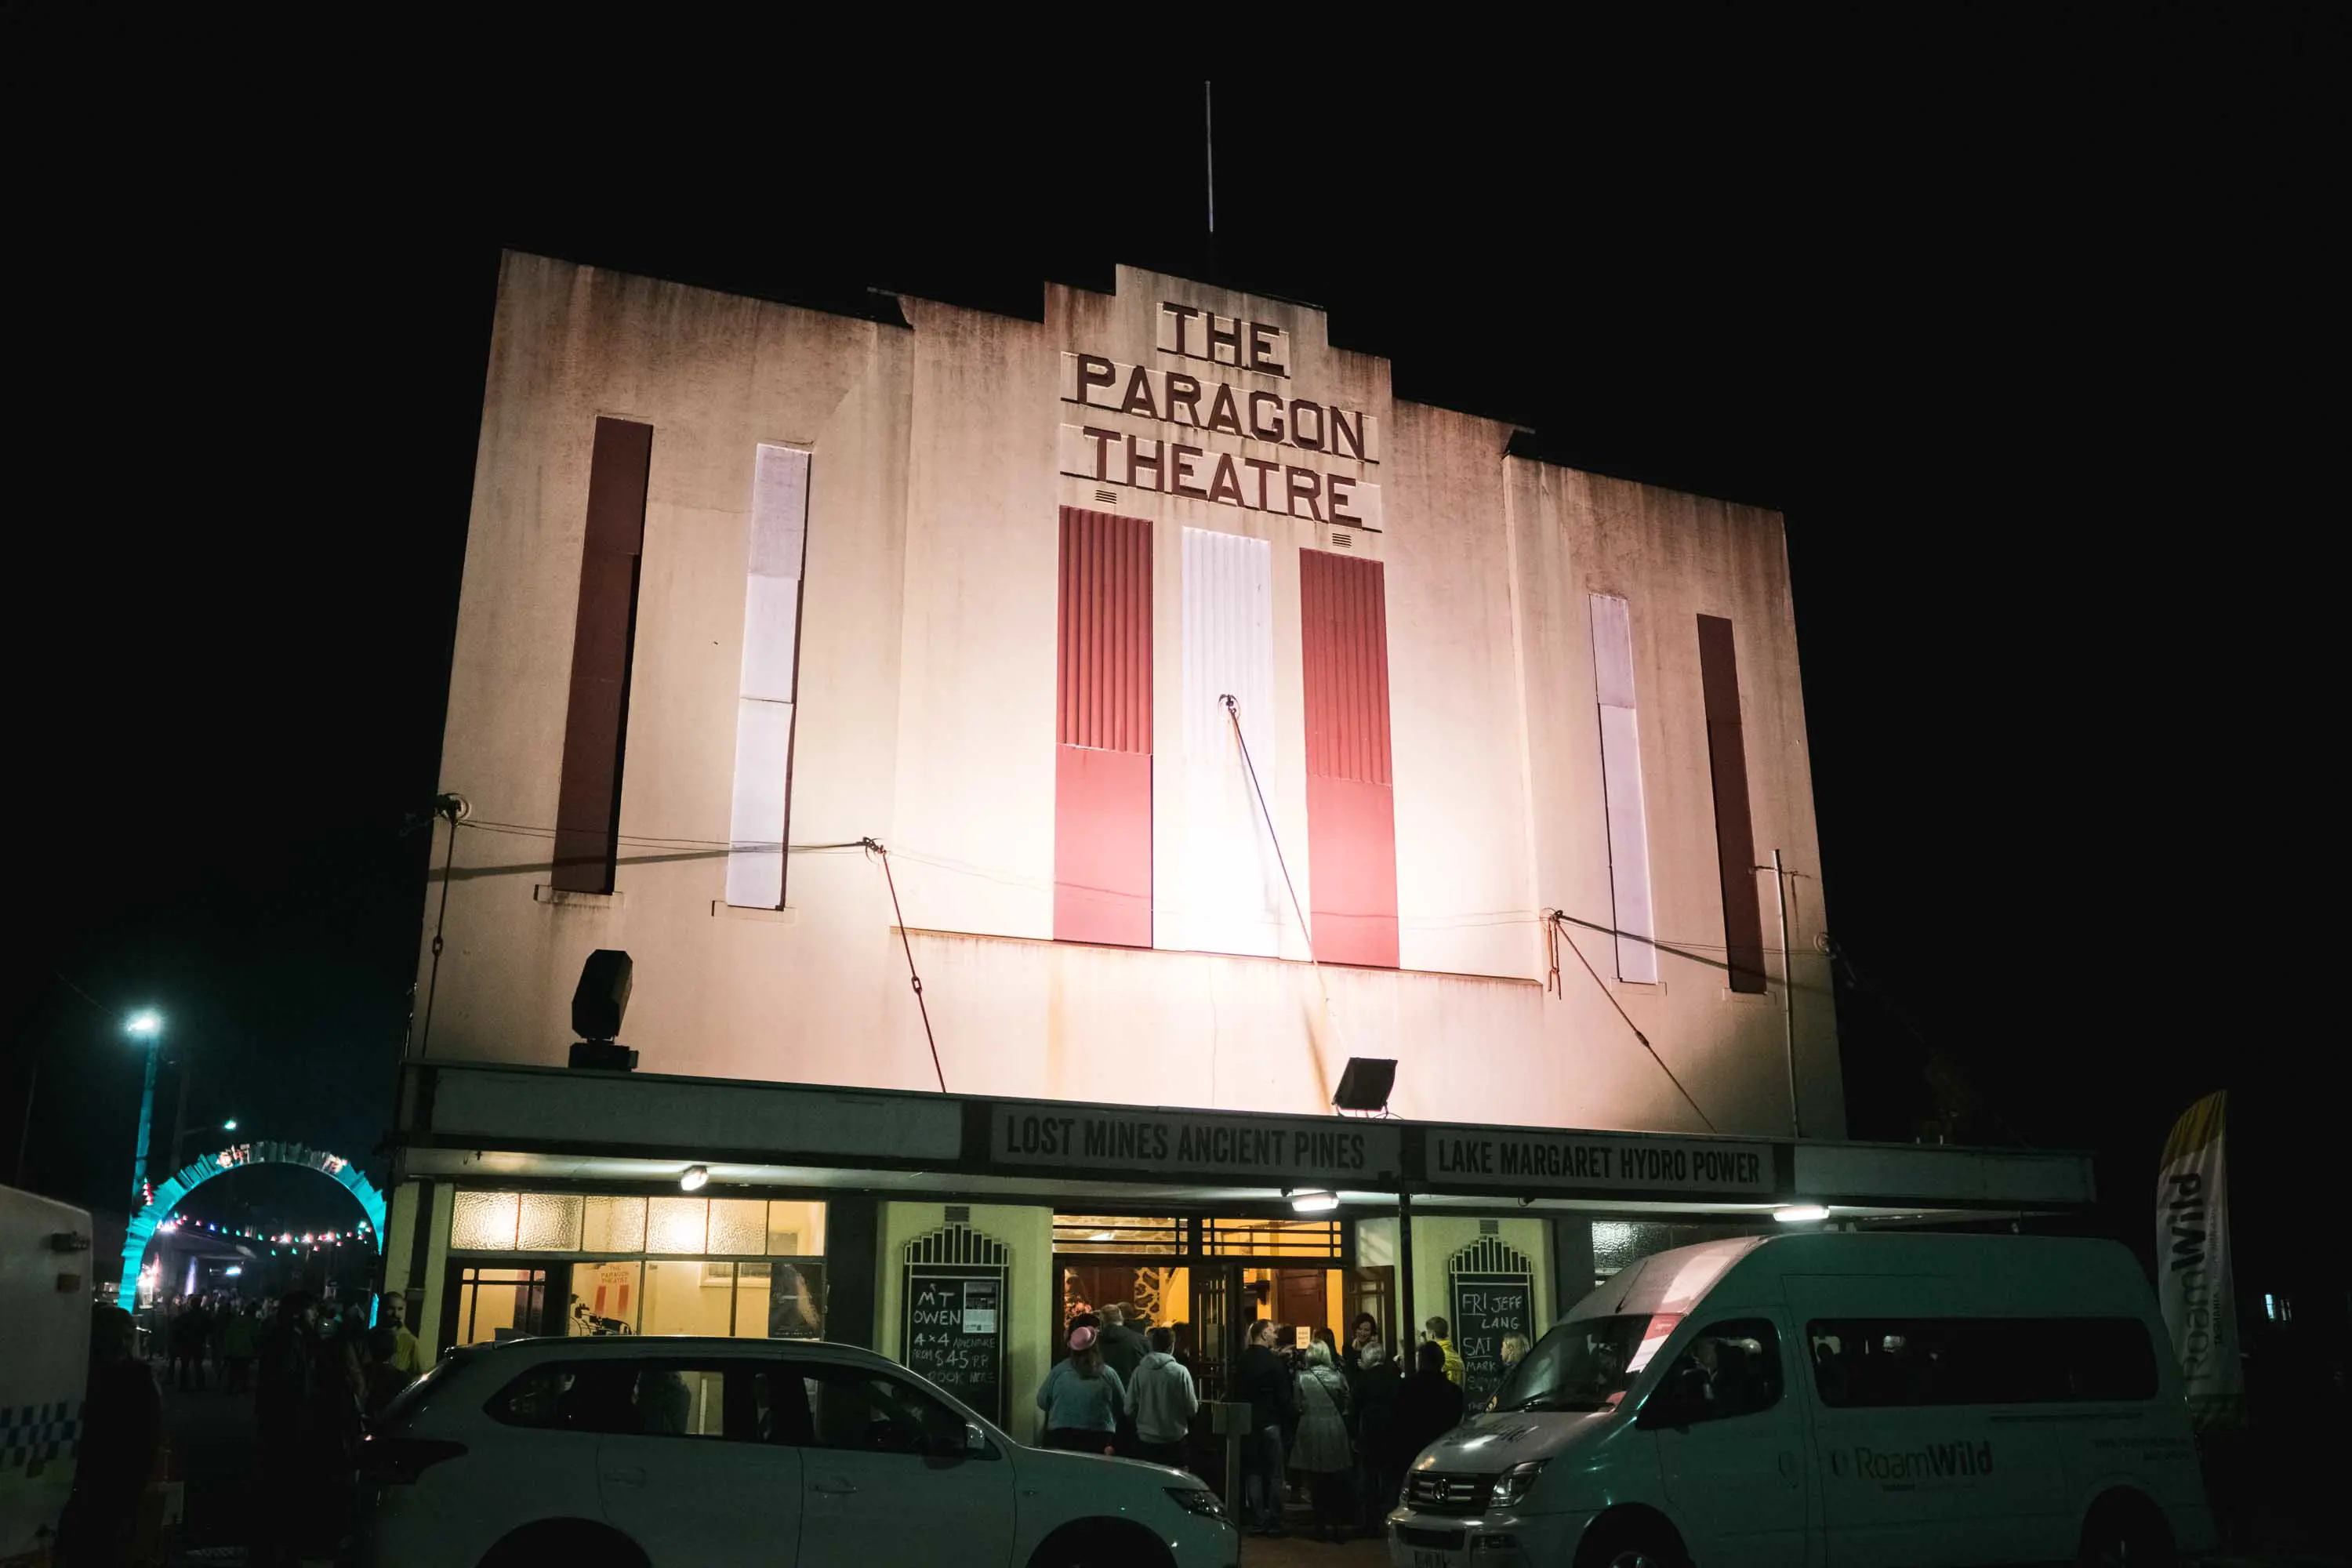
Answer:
[{"left": 385, "top": 252, "right": 2091, "bottom": 1427}]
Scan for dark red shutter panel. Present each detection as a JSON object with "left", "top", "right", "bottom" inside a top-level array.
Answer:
[
  {"left": 1301, "top": 550, "right": 1398, "bottom": 968},
  {"left": 1053, "top": 507, "right": 1153, "bottom": 946},
  {"left": 551, "top": 417, "right": 652, "bottom": 893},
  {"left": 1697, "top": 615, "right": 1766, "bottom": 992}
]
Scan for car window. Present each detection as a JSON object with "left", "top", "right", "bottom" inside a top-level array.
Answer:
[
  {"left": 1650, "top": 1318, "right": 1783, "bottom": 1423},
  {"left": 488, "top": 1361, "right": 748, "bottom": 1439},
  {"left": 780, "top": 1363, "right": 969, "bottom": 1454}
]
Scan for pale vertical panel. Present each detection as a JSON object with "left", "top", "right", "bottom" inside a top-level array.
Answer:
[
  {"left": 724, "top": 699, "right": 795, "bottom": 908},
  {"left": 728, "top": 446, "right": 811, "bottom": 907},
  {"left": 1181, "top": 528, "right": 1280, "bottom": 956},
  {"left": 1590, "top": 595, "right": 1657, "bottom": 982}
]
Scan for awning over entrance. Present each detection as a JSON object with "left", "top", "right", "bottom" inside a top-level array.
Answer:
[{"left": 397, "top": 1062, "right": 2094, "bottom": 1222}]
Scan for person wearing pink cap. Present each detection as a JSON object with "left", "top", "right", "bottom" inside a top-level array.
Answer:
[{"left": 1035, "top": 1323, "right": 1127, "bottom": 1454}]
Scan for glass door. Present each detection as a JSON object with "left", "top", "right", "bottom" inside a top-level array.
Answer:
[
  {"left": 441, "top": 1261, "right": 555, "bottom": 1351},
  {"left": 1190, "top": 1264, "right": 1236, "bottom": 1403}
]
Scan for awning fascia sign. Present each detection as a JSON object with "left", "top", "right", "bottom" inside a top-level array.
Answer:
[
  {"left": 989, "top": 1101, "right": 1406, "bottom": 1186},
  {"left": 395, "top": 1064, "right": 2094, "bottom": 1212},
  {"left": 1425, "top": 1123, "right": 1777, "bottom": 1200}
]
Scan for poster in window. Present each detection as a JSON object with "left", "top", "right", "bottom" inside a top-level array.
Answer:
[{"left": 768, "top": 1261, "right": 826, "bottom": 1339}]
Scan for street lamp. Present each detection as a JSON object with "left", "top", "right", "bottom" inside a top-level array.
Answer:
[{"left": 126, "top": 1011, "right": 164, "bottom": 1210}]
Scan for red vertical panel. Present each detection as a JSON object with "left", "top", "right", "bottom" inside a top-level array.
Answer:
[
  {"left": 1054, "top": 507, "right": 1152, "bottom": 946},
  {"left": 1697, "top": 614, "right": 1767, "bottom": 992},
  {"left": 1300, "top": 550, "right": 1399, "bottom": 967},
  {"left": 552, "top": 417, "right": 652, "bottom": 893}
]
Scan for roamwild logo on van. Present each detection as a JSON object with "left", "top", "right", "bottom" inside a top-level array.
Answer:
[{"left": 1832, "top": 1440, "right": 1995, "bottom": 1482}]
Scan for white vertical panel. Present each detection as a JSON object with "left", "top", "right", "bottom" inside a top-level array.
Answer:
[
  {"left": 727, "top": 446, "right": 811, "bottom": 907},
  {"left": 1180, "top": 528, "right": 1280, "bottom": 956},
  {"left": 1590, "top": 595, "right": 1657, "bottom": 983}
]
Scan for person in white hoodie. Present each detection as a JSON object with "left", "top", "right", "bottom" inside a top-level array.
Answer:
[{"left": 1124, "top": 1325, "right": 1200, "bottom": 1468}]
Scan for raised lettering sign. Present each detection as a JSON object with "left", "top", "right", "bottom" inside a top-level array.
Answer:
[{"left": 1426, "top": 1127, "right": 1777, "bottom": 1196}]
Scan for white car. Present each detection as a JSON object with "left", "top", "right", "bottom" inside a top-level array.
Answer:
[{"left": 349, "top": 1335, "right": 1236, "bottom": 1568}]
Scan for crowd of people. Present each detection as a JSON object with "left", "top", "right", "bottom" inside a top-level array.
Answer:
[
  {"left": 1036, "top": 1304, "right": 1495, "bottom": 1544},
  {"left": 56, "top": 1287, "right": 425, "bottom": 1568}
]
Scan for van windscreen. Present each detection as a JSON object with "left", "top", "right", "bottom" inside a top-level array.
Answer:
[{"left": 1494, "top": 1315, "right": 1654, "bottom": 1414}]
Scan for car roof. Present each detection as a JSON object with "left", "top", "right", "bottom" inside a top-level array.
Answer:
[{"left": 463, "top": 1335, "right": 895, "bottom": 1365}]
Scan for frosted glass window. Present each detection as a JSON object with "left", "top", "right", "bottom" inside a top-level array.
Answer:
[
  {"left": 726, "top": 445, "right": 812, "bottom": 908},
  {"left": 1589, "top": 595, "right": 1659, "bottom": 984},
  {"left": 647, "top": 1197, "right": 710, "bottom": 1255},
  {"left": 517, "top": 1193, "right": 584, "bottom": 1252},
  {"left": 582, "top": 1195, "right": 647, "bottom": 1253},
  {"left": 767, "top": 1200, "right": 828, "bottom": 1257},
  {"left": 451, "top": 1191, "right": 520, "bottom": 1251},
  {"left": 708, "top": 1199, "right": 766, "bottom": 1256}
]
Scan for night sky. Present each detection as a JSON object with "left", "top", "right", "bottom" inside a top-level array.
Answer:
[{"left": 3, "top": 21, "right": 2334, "bottom": 1295}]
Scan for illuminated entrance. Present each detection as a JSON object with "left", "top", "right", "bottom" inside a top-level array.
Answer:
[
  {"left": 117, "top": 1140, "right": 387, "bottom": 1310},
  {"left": 1051, "top": 1213, "right": 1394, "bottom": 1401}
]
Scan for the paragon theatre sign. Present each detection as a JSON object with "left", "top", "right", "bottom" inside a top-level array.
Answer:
[{"left": 1058, "top": 301, "right": 1384, "bottom": 532}]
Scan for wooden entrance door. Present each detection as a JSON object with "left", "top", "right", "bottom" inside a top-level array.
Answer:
[{"left": 1274, "top": 1269, "right": 1328, "bottom": 1339}]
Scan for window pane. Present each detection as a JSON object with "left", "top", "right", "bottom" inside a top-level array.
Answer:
[
  {"left": 1652, "top": 1318, "right": 1780, "bottom": 1421},
  {"left": 583, "top": 1195, "right": 647, "bottom": 1253},
  {"left": 766, "top": 1200, "right": 827, "bottom": 1257},
  {"left": 709, "top": 1199, "right": 766, "bottom": 1255},
  {"left": 732, "top": 1263, "right": 772, "bottom": 1339},
  {"left": 647, "top": 1196, "right": 709, "bottom": 1254},
  {"left": 451, "top": 1190, "right": 521, "bottom": 1251},
  {"left": 518, "top": 1193, "right": 585, "bottom": 1251},
  {"left": 1807, "top": 1317, "right": 2158, "bottom": 1407},
  {"left": 634, "top": 1367, "right": 728, "bottom": 1437},
  {"left": 766, "top": 1261, "right": 826, "bottom": 1340},
  {"left": 641, "top": 1260, "right": 735, "bottom": 1337},
  {"left": 795, "top": 1364, "right": 964, "bottom": 1454},
  {"left": 568, "top": 1261, "right": 642, "bottom": 1336}
]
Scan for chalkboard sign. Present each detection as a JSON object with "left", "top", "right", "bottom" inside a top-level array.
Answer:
[
  {"left": 1452, "top": 1271, "right": 1534, "bottom": 1413},
  {"left": 903, "top": 1263, "right": 1008, "bottom": 1425}
]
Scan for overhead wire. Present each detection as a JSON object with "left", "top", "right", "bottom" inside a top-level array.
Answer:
[{"left": 1545, "top": 909, "right": 1717, "bottom": 1134}]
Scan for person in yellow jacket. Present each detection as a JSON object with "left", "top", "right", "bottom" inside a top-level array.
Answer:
[
  {"left": 1424, "top": 1316, "right": 1465, "bottom": 1386},
  {"left": 379, "top": 1290, "right": 423, "bottom": 1375}
]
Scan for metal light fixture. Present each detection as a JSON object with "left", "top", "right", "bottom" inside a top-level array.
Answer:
[
  {"left": 1290, "top": 1189, "right": 1339, "bottom": 1214},
  {"left": 680, "top": 1165, "right": 710, "bottom": 1192},
  {"left": 1773, "top": 1204, "right": 1830, "bottom": 1224},
  {"left": 1332, "top": 1058, "right": 1396, "bottom": 1114}
]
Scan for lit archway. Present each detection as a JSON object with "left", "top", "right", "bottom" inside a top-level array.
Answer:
[{"left": 117, "top": 1141, "right": 387, "bottom": 1310}]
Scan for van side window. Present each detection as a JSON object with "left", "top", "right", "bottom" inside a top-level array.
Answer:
[
  {"left": 1651, "top": 1318, "right": 1782, "bottom": 1421},
  {"left": 1806, "top": 1318, "right": 2158, "bottom": 1407}
]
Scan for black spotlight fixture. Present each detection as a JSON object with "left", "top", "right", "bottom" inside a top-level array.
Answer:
[
  {"left": 1332, "top": 1057, "right": 1396, "bottom": 1114},
  {"left": 567, "top": 949, "right": 639, "bottom": 1071}
]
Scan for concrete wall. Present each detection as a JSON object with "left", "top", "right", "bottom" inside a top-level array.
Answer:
[{"left": 419, "top": 253, "right": 1842, "bottom": 1141}]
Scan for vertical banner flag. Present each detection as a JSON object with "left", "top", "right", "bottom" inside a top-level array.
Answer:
[{"left": 2156, "top": 1091, "right": 2244, "bottom": 1430}]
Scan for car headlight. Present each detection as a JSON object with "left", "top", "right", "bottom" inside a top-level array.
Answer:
[
  {"left": 1166, "top": 1486, "right": 1227, "bottom": 1519},
  {"left": 1488, "top": 1461, "right": 1548, "bottom": 1508}
]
